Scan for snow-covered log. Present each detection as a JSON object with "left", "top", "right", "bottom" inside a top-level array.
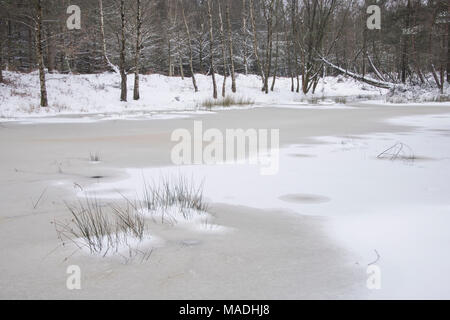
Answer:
[{"left": 321, "top": 56, "right": 394, "bottom": 89}]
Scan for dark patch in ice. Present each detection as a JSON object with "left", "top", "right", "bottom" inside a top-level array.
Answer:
[
  {"left": 90, "top": 175, "right": 105, "bottom": 179},
  {"left": 180, "top": 240, "right": 201, "bottom": 247},
  {"left": 279, "top": 194, "right": 331, "bottom": 204},
  {"left": 289, "top": 153, "right": 317, "bottom": 158}
]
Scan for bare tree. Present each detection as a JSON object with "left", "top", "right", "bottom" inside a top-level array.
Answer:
[
  {"left": 446, "top": 0, "right": 449, "bottom": 83},
  {"left": 119, "top": 0, "right": 127, "bottom": 102},
  {"left": 242, "top": 0, "right": 248, "bottom": 75},
  {"left": 219, "top": 2, "right": 228, "bottom": 98},
  {"left": 0, "top": 18, "right": 3, "bottom": 83},
  {"left": 226, "top": 0, "right": 236, "bottom": 93},
  {"left": 401, "top": 0, "right": 412, "bottom": 84},
  {"left": 182, "top": 6, "right": 198, "bottom": 92},
  {"left": 35, "top": 0, "right": 48, "bottom": 107},
  {"left": 167, "top": 0, "right": 178, "bottom": 77},
  {"left": 262, "top": 0, "right": 276, "bottom": 94},
  {"left": 134, "top": 0, "right": 142, "bottom": 100},
  {"left": 249, "top": 0, "right": 265, "bottom": 87},
  {"left": 291, "top": 0, "right": 300, "bottom": 92},
  {"left": 271, "top": 0, "right": 280, "bottom": 91},
  {"left": 99, "top": 0, "right": 118, "bottom": 73},
  {"left": 206, "top": 0, "right": 218, "bottom": 99}
]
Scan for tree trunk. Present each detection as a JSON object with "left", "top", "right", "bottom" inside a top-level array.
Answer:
[
  {"left": 226, "top": 1, "right": 236, "bottom": 93},
  {"left": 271, "top": 26, "right": 279, "bottom": 91},
  {"left": 35, "top": 0, "right": 48, "bottom": 107},
  {"left": 271, "top": 0, "right": 280, "bottom": 92},
  {"left": 441, "top": 28, "right": 445, "bottom": 94},
  {"left": 401, "top": 0, "right": 411, "bottom": 84},
  {"left": 207, "top": 0, "right": 218, "bottom": 99},
  {"left": 46, "top": 26, "right": 55, "bottom": 73},
  {"left": 447, "top": 1, "right": 450, "bottom": 83},
  {"left": 6, "top": 20, "right": 11, "bottom": 70},
  {"left": 120, "top": 0, "right": 127, "bottom": 102},
  {"left": 249, "top": 0, "right": 265, "bottom": 86},
  {"left": 362, "top": 28, "right": 367, "bottom": 78},
  {"left": 263, "top": 0, "right": 275, "bottom": 94},
  {"left": 28, "top": 28, "right": 34, "bottom": 72},
  {"left": 431, "top": 63, "right": 441, "bottom": 89},
  {"left": 291, "top": 0, "right": 300, "bottom": 93},
  {"left": 182, "top": 8, "right": 198, "bottom": 92},
  {"left": 133, "top": 0, "right": 141, "bottom": 101},
  {"left": 284, "top": 16, "right": 294, "bottom": 92},
  {"left": 168, "top": 38, "right": 173, "bottom": 77},
  {"left": 219, "top": 3, "right": 227, "bottom": 98},
  {"left": 199, "top": 23, "right": 205, "bottom": 74},
  {"left": 0, "top": 19, "right": 3, "bottom": 83},
  {"left": 179, "top": 54, "right": 184, "bottom": 79},
  {"left": 99, "top": 0, "right": 118, "bottom": 73},
  {"left": 242, "top": 0, "right": 248, "bottom": 75}
]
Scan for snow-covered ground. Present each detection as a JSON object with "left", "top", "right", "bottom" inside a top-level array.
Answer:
[
  {"left": 82, "top": 112, "right": 450, "bottom": 299},
  {"left": 0, "top": 71, "right": 384, "bottom": 119}
]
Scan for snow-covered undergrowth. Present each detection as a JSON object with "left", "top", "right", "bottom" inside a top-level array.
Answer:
[
  {"left": 385, "top": 83, "right": 450, "bottom": 104},
  {"left": 0, "top": 71, "right": 383, "bottom": 119}
]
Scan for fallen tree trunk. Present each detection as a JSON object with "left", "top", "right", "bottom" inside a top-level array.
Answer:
[
  {"left": 367, "top": 54, "right": 387, "bottom": 83},
  {"left": 321, "top": 56, "right": 394, "bottom": 89}
]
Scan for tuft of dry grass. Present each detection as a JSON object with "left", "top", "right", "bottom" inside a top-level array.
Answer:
[
  {"left": 54, "top": 196, "right": 147, "bottom": 256},
  {"left": 10, "top": 89, "right": 31, "bottom": 98},
  {"left": 142, "top": 175, "right": 208, "bottom": 221},
  {"left": 201, "top": 96, "right": 254, "bottom": 108},
  {"left": 89, "top": 152, "right": 100, "bottom": 162},
  {"left": 53, "top": 175, "right": 209, "bottom": 257}
]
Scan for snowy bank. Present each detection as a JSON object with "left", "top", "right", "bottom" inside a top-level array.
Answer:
[{"left": 0, "top": 71, "right": 384, "bottom": 119}]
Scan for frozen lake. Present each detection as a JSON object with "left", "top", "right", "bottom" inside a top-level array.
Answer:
[{"left": 1, "top": 102, "right": 450, "bottom": 299}]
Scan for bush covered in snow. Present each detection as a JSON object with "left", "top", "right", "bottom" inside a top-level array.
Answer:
[{"left": 386, "top": 83, "right": 450, "bottom": 104}]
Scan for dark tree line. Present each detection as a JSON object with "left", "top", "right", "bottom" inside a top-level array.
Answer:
[{"left": 0, "top": 0, "right": 449, "bottom": 105}]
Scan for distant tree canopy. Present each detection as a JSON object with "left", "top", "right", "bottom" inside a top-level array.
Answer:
[{"left": 0, "top": 0, "right": 449, "bottom": 93}]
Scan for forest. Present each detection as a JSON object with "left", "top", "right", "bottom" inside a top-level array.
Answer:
[{"left": 0, "top": 0, "right": 449, "bottom": 106}]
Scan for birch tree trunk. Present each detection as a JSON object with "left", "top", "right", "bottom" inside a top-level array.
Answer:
[
  {"left": 46, "top": 27, "right": 55, "bottom": 73},
  {"left": 292, "top": 0, "right": 300, "bottom": 93},
  {"left": 177, "top": 29, "right": 184, "bottom": 79},
  {"left": 263, "top": 0, "right": 275, "bottom": 94},
  {"left": 0, "top": 19, "right": 3, "bottom": 83},
  {"left": 28, "top": 28, "right": 34, "bottom": 72},
  {"left": 99, "top": 0, "right": 118, "bottom": 73},
  {"left": 271, "top": 22, "right": 279, "bottom": 91},
  {"left": 6, "top": 20, "right": 11, "bottom": 70},
  {"left": 35, "top": 0, "right": 48, "bottom": 107},
  {"left": 242, "top": 0, "right": 248, "bottom": 75},
  {"left": 133, "top": 0, "right": 141, "bottom": 101},
  {"left": 120, "top": 0, "right": 127, "bottom": 102},
  {"left": 400, "top": 0, "right": 411, "bottom": 84},
  {"left": 226, "top": 1, "right": 236, "bottom": 93},
  {"left": 219, "top": 3, "right": 227, "bottom": 98},
  {"left": 447, "top": 1, "right": 449, "bottom": 83},
  {"left": 207, "top": 0, "right": 218, "bottom": 99},
  {"left": 168, "top": 38, "right": 173, "bottom": 76},
  {"left": 284, "top": 18, "right": 294, "bottom": 91},
  {"left": 179, "top": 54, "right": 184, "bottom": 79},
  {"left": 249, "top": 0, "right": 265, "bottom": 87},
  {"left": 182, "top": 8, "right": 198, "bottom": 92}
]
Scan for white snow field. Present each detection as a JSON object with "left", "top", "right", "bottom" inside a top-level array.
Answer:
[{"left": 0, "top": 71, "right": 384, "bottom": 120}]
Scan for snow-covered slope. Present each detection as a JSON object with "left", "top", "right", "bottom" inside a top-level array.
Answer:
[{"left": 0, "top": 71, "right": 383, "bottom": 119}]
